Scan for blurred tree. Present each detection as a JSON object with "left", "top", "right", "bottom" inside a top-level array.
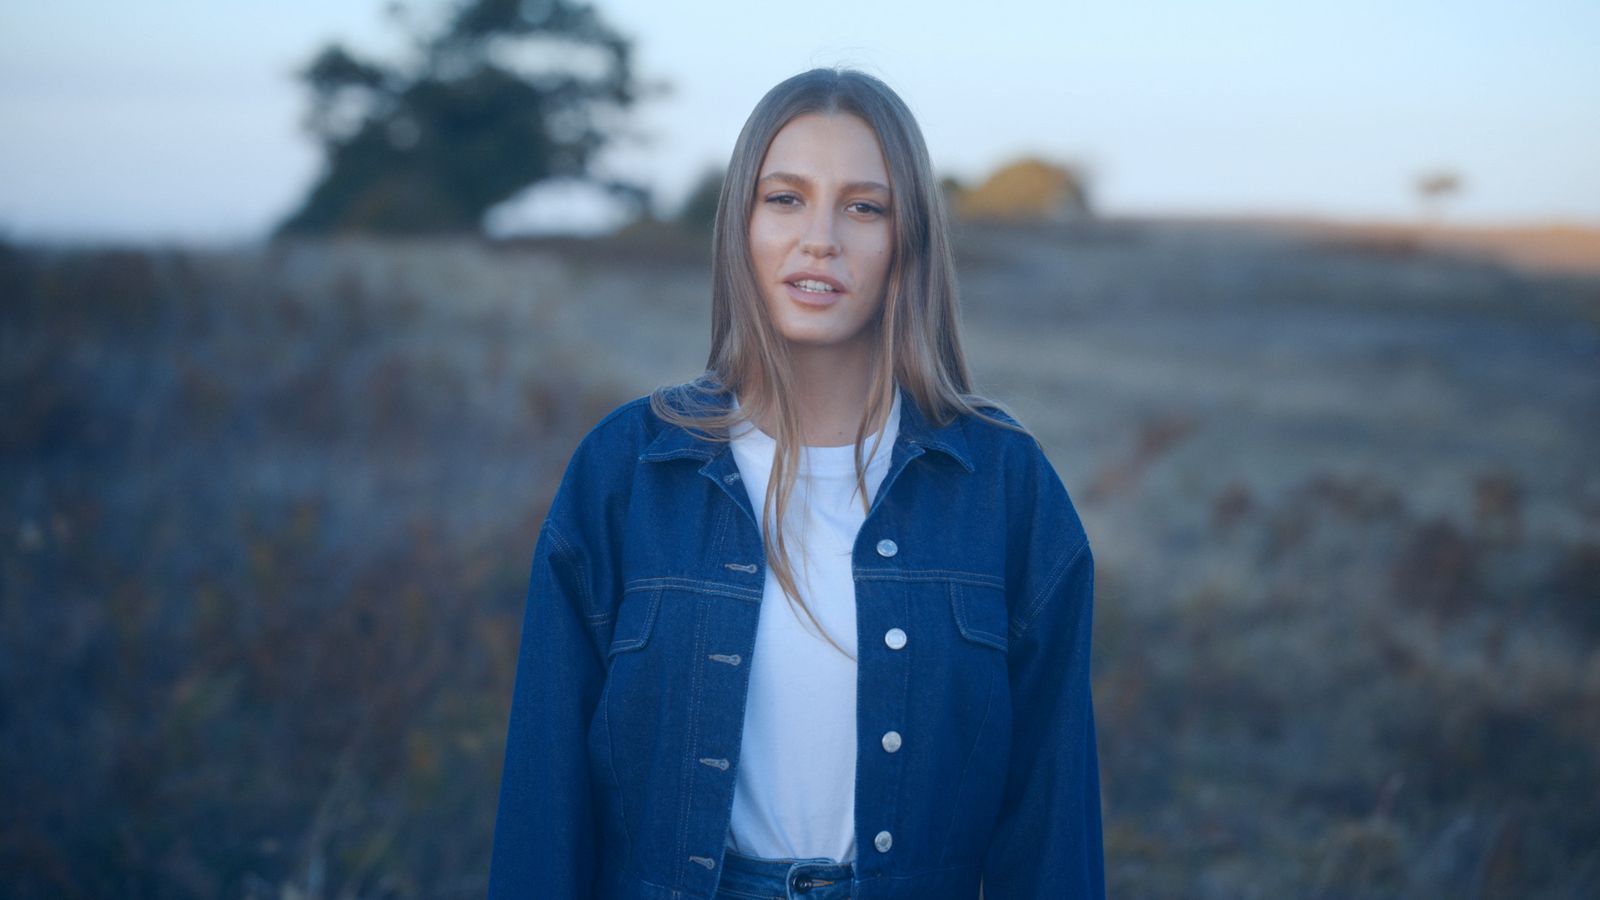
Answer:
[
  {"left": 677, "top": 166, "right": 724, "bottom": 233},
  {"left": 1415, "top": 169, "right": 1463, "bottom": 225},
  {"left": 277, "top": 0, "right": 644, "bottom": 236}
]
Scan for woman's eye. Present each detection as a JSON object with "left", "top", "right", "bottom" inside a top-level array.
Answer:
[
  {"left": 764, "top": 193, "right": 801, "bottom": 207},
  {"left": 848, "top": 201, "right": 886, "bottom": 216}
]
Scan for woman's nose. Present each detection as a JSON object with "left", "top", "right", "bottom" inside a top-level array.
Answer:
[{"left": 799, "top": 211, "right": 840, "bottom": 258}]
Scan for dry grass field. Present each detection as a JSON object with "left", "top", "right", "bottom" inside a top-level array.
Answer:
[
  {"left": 2, "top": 216, "right": 1597, "bottom": 898},
  {"left": 1174, "top": 215, "right": 1600, "bottom": 278}
]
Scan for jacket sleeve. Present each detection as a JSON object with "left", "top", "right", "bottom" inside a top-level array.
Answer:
[
  {"left": 488, "top": 515, "right": 609, "bottom": 899},
  {"left": 981, "top": 448, "right": 1105, "bottom": 898}
]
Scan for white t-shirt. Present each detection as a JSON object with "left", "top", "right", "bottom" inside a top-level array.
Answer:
[{"left": 723, "top": 390, "right": 902, "bottom": 864}]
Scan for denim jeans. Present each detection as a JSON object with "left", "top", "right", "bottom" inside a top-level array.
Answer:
[{"left": 713, "top": 849, "right": 855, "bottom": 900}]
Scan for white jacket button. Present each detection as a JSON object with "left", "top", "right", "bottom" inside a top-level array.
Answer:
[
  {"left": 875, "top": 538, "right": 898, "bottom": 557},
  {"left": 884, "top": 628, "right": 907, "bottom": 650},
  {"left": 881, "top": 730, "right": 902, "bottom": 753},
  {"left": 874, "top": 830, "right": 893, "bottom": 852}
]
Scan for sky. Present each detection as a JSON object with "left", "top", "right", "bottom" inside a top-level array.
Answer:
[{"left": 1, "top": 0, "right": 1597, "bottom": 243}]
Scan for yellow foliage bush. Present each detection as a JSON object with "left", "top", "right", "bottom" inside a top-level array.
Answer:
[{"left": 955, "top": 157, "right": 1090, "bottom": 221}]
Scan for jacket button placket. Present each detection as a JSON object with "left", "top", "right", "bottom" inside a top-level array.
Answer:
[
  {"left": 685, "top": 496, "right": 764, "bottom": 892},
  {"left": 872, "top": 620, "right": 908, "bottom": 863},
  {"left": 687, "top": 612, "right": 745, "bottom": 890},
  {"left": 866, "top": 534, "right": 908, "bottom": 869}
]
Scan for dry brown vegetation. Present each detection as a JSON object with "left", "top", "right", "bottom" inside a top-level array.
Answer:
[
  {"left": 1167, "top": 214, "right": 1600, "bottom": 279},
  {"left": 2, "top": 216, "right": 1597, "bottom": 897}
]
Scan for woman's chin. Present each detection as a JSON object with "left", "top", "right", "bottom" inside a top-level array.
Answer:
[{"left": 775, "top": 326, "right": 872, "bottom": 352}]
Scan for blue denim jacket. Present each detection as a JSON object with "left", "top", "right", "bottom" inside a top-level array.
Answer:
[{"left": 489, "top": 380, "right": 1103, "bottom": 899}]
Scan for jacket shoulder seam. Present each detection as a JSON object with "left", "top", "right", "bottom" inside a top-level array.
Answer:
[
  {"left": 1013, "top": 537, "right": 1089, "bottom": 640},
  {"left": 541, "top": 518, "right": 603, "bottom": 623}
]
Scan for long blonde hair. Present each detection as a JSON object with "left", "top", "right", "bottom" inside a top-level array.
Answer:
[{"left": 651, "top": 68, "right": 1020, "bottom": 659}]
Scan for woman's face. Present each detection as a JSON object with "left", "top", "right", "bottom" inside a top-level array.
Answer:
[{"left": 747, "top": 112, "right": 893, "bottom": 354}]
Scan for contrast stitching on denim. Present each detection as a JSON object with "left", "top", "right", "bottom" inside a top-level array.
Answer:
[
  {"left": 851, "top": 568, "right": 1004, "bottom": 589},
  {"left": 710, "top": 489, "right": 734, "bottom": 556},
  {"left": 606, "top": 589, "right": 659, "bottom": 655},
  {"left": 713, "top": 621, "right": 761, "bottom": 894},
  {"left": 916, "top": 438, "right": 975, "bottom": 472},
  {"left": 544, "top": 521, "right": 600, "bottom": 622},
  {"left": 640, "top": 446, "right": 716, "bottom": 463},
  {"left": 1013, "top": 539, "right": 1088, "bottom": 641},
  {"left": 675, "top": 594, "right": 711, "bottom": 887},
  {"left": 597, "top": 674, "right": 633, "bottom": 867},
  {"left": 623, "top": 577, "right": 763, "bottom": 603},
  {"left": 939, "top": 667, "right": 997, "bottom": 865},
  {"left": 950, "top": 582, "right": 1008, "bottom": 651}
]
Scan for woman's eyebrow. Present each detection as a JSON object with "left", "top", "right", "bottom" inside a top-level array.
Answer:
[{"left": 758, "top": 171, "right": 891, "bottom": 195}]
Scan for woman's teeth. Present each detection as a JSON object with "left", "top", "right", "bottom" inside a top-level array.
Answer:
[{"left": 792, "top": 279, "right": 837, "bottom": 293}]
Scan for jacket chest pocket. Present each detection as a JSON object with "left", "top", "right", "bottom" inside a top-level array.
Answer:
[
  {"left": 598, "top": 581, "right": 758, "bottom": 857},
  {"left": 602, "top": 585, "right": 672, "bottom": 732},
  {"left": 600, "top": 586, "right": 667, "bottom": 779},
  {"left": 932, "top": 577, "right": 1015, "bottom": 864},
  {"left": 607, "top": 587, "right": 662, "bottom": 658},
  {"left": 597, "top": 585, "right": 686, "bottom": 858},
  {"left": 949, "top": 579, "right": 1010, "bottom": 654},
  {"left": 935, "top": 577, "right": 1012, "bottom": 735},
  {"left": 881, "top": 573, "right": 1013, "bottom": 737}
]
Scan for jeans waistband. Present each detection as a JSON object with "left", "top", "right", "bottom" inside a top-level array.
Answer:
[{"left": 718, "top": 848, "right": 853, "bottom": 896}]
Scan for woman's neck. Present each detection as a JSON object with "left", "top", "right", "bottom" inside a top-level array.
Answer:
[{"left": 750, "top": 340, "right": 885, "bottom": 447}]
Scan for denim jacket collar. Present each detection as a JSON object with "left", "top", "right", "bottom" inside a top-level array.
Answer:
[{"left": 637, "top": 379, "right": 975, "bottom": 474}]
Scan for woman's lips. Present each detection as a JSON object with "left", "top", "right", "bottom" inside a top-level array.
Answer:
[
  {"left": 782, "top": 276, "right": 846, "bottom": 308},
  {"left": 783, "top": 280, "right": 844, "bottom": 308}
]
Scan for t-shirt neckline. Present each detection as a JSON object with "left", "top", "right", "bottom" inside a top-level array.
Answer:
[{"left": 729, "top": 390, "right": 901, "bottom": 476}]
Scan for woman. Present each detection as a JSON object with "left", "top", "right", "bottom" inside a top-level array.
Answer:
[{"left": 490, "top": 68, "right": 1102, "bottom": 900}]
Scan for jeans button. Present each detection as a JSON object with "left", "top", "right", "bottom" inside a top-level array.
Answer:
[{"left": 794, "top": 874, "right": 813, "bottom": 892}]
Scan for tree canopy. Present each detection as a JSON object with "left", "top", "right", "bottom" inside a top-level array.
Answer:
[{"left": 277, "top": 0, "right": 643, "bottom": 236}]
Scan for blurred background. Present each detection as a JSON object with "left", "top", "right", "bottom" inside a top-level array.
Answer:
[{"left": 2, "top": 1, "right": 1598, "bottom": 897}]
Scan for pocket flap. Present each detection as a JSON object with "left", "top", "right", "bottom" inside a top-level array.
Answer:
[
  {"left": 951, "top": 582, "right": 1009, "bottom": 653},
  {"left": 607, "top": 589, "right": 661, "bottom": 658}
]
